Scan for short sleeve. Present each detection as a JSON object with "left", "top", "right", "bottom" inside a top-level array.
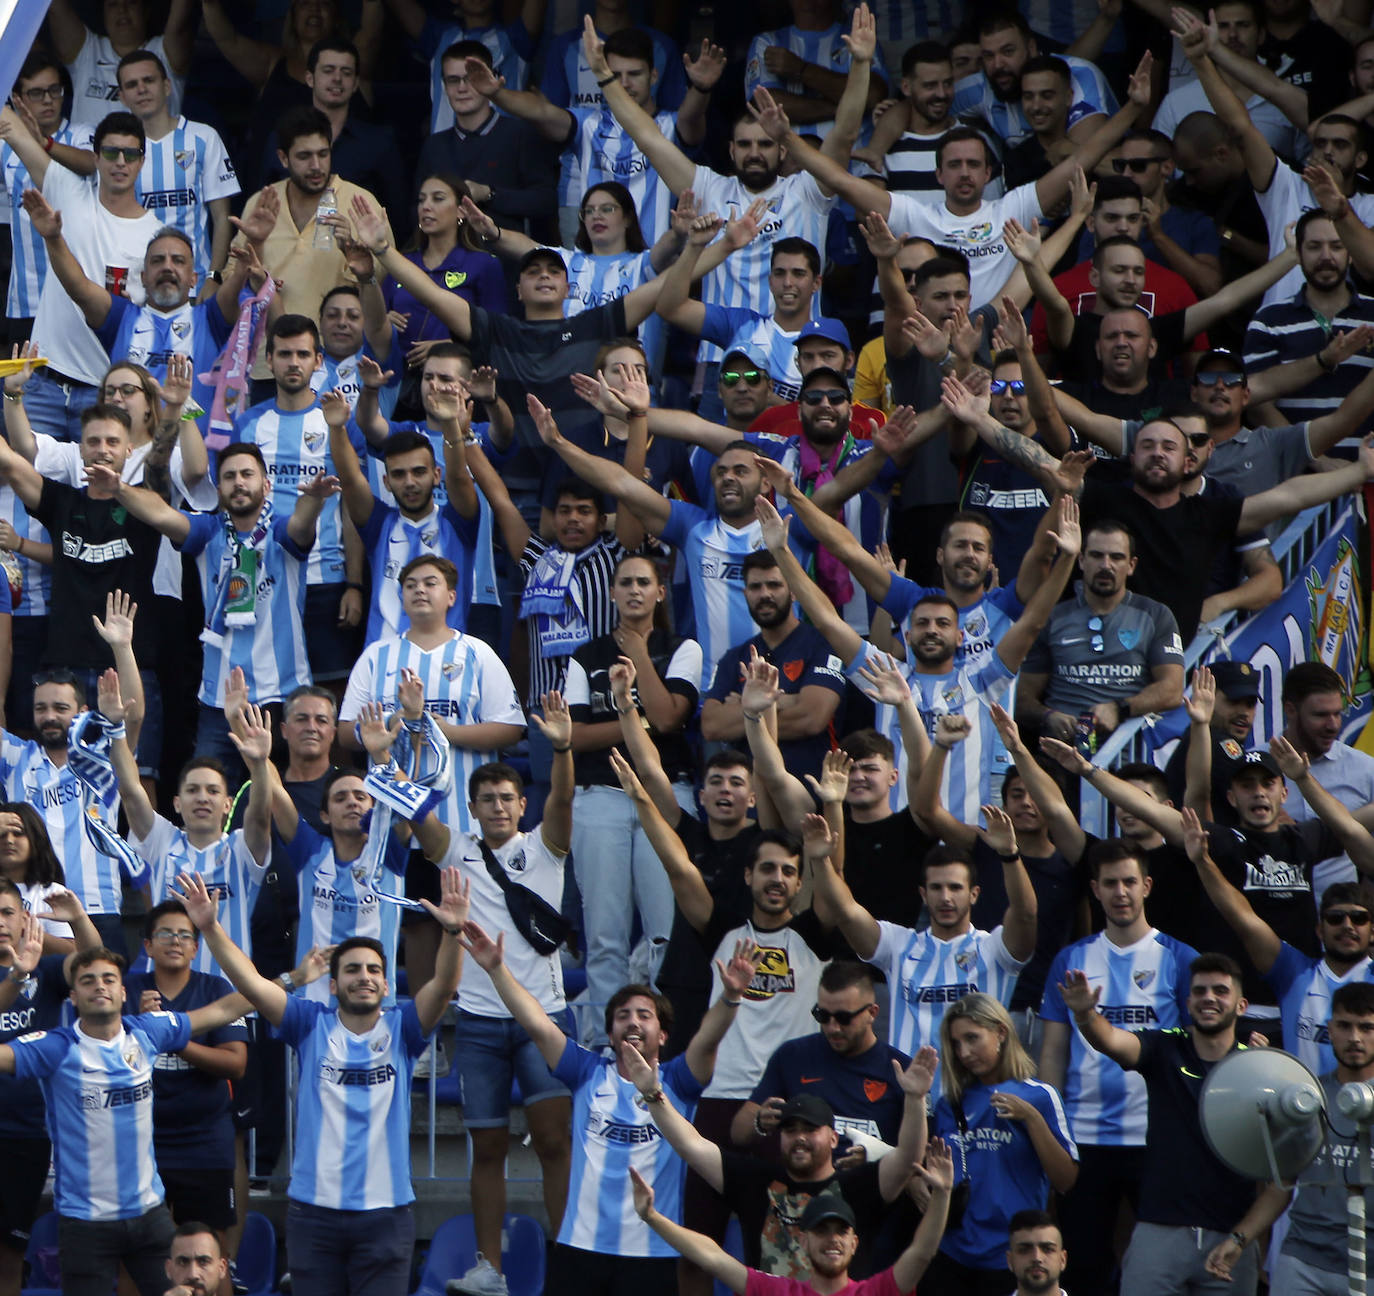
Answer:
[
  {"left": 472, "top": 642, "right": 524, "bottom": 726},
  {"left": 94, "top": 293, "right": 134, "bottom": 352},
  {"left": 563, "top": 658, "right": 591, "bottom": 711},
  {"left": 175, "top": 511, "right": 218, "bottom": 557},
  {"left": 987, "top": 924, "right": 1029, "bottom": 972},
  {"left": 1263, "top": 941, "right": 1308, "bottom": 996},
  {"left": 274, "top": 990, "right": 320, "bottom": 1045},
  {"left": 750, "top": 1044, "right": 789, "bottom": 1104},
  {"left": 660, "top": 499, "right": 706, "bottom": 549},
  {"left": 665, "top": 640, "right": 703, "bottom": 700},
  {"left": 338, "top": 650, "right": 376, "bottom": 724},
  {"left": 552, "top": 1036, "right": 600, "bottom": 1087},
  {"left": 201, "top": 129, "right": 241, "bottom": 203},
  {"left": 1146, "top": 608, "right": 1183, "bottom": 667},
  {"left": 134, "top": 1010, "right": 193, "bottom": 1055}
]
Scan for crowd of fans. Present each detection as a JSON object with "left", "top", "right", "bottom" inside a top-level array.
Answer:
[{"left": 1, "top": 0, "right": 1374, "bottom": 1295}]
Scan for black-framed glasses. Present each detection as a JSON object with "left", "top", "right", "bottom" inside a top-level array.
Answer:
[
  {"left": 800, "top": 389, "right": 849, "bottom": 406},
  {"left": 1194, "top": 371, "right": 1245, "bottom": 389},
  {"left": 1112, "top": 156, "right": 1167, "bottom": 173},
  {"left": 21, "top": 85, "right": 64, "bottom": 103},
  {"left": 720, "top": 369, "right": 764, "bottom": 387},
  {"left": 1088, "top": 615, "right": 1105, "bottom": 654},
  {"left": 99, "top": 145, "right": 144, "bottom": 163},
  {"left": 1322, "top": 908, "right": 1373, "bottom": 926},
  {"left": 811, "top": 1004, "right": 875, "bottom": 1025},
  {"left": 151, "top": 928, "right": 198, "bottom": 945},
  {"left": 989, "top": 378, "right": 1026, "bottom": 395}
]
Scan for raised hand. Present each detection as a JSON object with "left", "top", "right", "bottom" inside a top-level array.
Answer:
[
  {"left": 423, "top": 867, "right": 472, "bottom": 934},
  {"left": 356, "top": 700, "right": 394, "bottom": 764},
  {"left": 998, "top": 294, "right": 1030, "bottom": 352},
  {"left": 935, "top": 713, "right": 971, "bottom": 748},
  {"left": 948, "top": 304, "right": 981, "bottom": 363},
  {"left": 1054, "top": 449, "right": 1096, "bottom": 498},
  {"left": 894, "top": 1045, "right": 939, "bottom": 1098},
  {"left": 173, "top": 871, "right": 221, "bottom": 930},
  {"left": 609, "top": 656, "right": 637, "bottom": 706},
  {"left": 806, "top": 749, "right": 854, "bottom": 805},
  {"left": 748, "top": 86, "right": 791, "bottom": 142},
  {"left": 1126, "top": 50, "right": 1154, "bottom": 107},
  {"left": 1184, "top": 663, "right": 1216, "bottom": 727},
  {"left": 1322, "top": 324, "right": 1374, "bottom": 371},
  {"left": 754, "top": 494, "right": 791, "bottom": 551},
  {"left": 395, "top": 667, "right": 425, "bottom": 720},
  {"left": 36, "top": 885, "right": 85, "bottom": 928},
  {"left": 630, "top": 1167, "right": 656, "bottom": 1220},
  {"left": 92, "top": 589, "right": 137, "bottom": 647},
  {"left": 941, "top": 372, "right": 990, "bottom": 423},
  {"left": 976, "top": 804, "right": 1018, "bottom": 856},
  {"left": 156, "top": 354, "right": 193, "bottom": 414},
  {"left": 739, "top": 648, "right": 781, "bottom": 717},
  {"left": 716, "top": 937, "right": 761, "bottom": 1000},
  {"left": 581, "top": 14, "right": 611, "bottom": 79},
  {"left": 457, "top": 919, "right": 504, "bottom": 972},
  {"left": 462, "top": 55, "right": 505, "bottom": 98},
  {"left": 320, "top": 388, "right": 352, "bottom": 429},
  {"left": 987, "top": 701, "right": 1025, "bottom": 753},
  {"left": 859, "top": 210, "right": 901, "bottom": 260},
  {"left": 354, "top": 354, "right": 393, "bottom": 392},
  {"left": 855, "top": 652, "right": 913, "bottom": 707},
  {"left": 609, "top": 747, "right": 649, "bottom": 801},
  {"left": 292, "top": 944, "right": 335, "bottom": 988},
  {"left": 468, "top": 365, "right": 499, "bottom": 402},
  {"left": 95, "top": 668, "right": 125, "bottom": 724},
  {"left": 1179, "top": 804, "right": 1211, "bottom": 866},
  {"left": 224, "top": 666, "right": 249, "bottom": 727},
  {"left": 11, "top": 910, "right": 44, "bottom": 975},
  {"left": 684, "top": 38, "right": 728, "bottom": 89},
  {"left": 527, "top": 394, "right": 563, "bottom": 448},
  {"left": 1046, "top": 493, "right": 1081, "bottom": 558},
  {"left": 1002, "top": 217, "right": 1043, "bottom": 266},
  {"left": 298, "top": 472, "right": 340, "bottom": 501},
  {"left": 1270, "top": 733, "right": 1310, "bottom": 781},
  {"left": 842, "top": 2, "right": 877, "bottom": 62},
  {"left": 229, "top": 703, "right": 273, "bottom": 767},
  {"left": 873, "top": 406, "right": 919, "bottom": 459},
  {"left": 1068, "top": 165, "right": 1095, "bottom": 222},
  {"left": 3, "top": 341, "right": 40, "bottom": 395},
  {"left": 916, "top": 1136, "right": 955, "bottom": 1192},
  {"left": 752, "top": 453, "right": 794, "bottom": 500},
  {"left": 687, "top": 211, "right": 724, "bottom": 247},
  {"left": 349, "top": 194, "right": 390, "bottom": 254},
  {"left": 801, "top": 811, "right": 839, "bottom": 861},
  {"left": 19, "top": 188, "right": 60, "bottom": 241},
  {"left": 232, "top": 187, "right": 281, "bottom": 245},
  {"left": 1040, "top": 735, "right": 1094, "bottom": 776},
  {"left": 1057, "top": 967, "right": 1102, "bottom": 1017},
  {"left": 901, "top": 310, "right": 952, "bottom": 362},
  {"left": 532, "top": 690, "right": 572, "bottom": 750},
  {"left": 725, "top": 198, "right": 768, "bottom": 251}
]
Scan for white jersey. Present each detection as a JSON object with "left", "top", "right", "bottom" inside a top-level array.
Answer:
[
  {"left": 440, "top": 828, "right": 565, "bottom": 1018},
  {"left": 689, "top": 165, "right": 835, "bottom": 364},
  {"left": 2, "top": 118, "right": 94, "bottom": 318},
  {"left": 873, "top": 919, "right": 1025, "bottom": 1057},
  {"left": 702, "top": 918, "right": 830, "bottom": 1100},
  {"left": 137, "top": 116, "right": 239, "bottom": 281},
  {"left": 1039, "top": 929, "right": 1197, "bottom": 1146},
  {"left": 133, "top": 815, "right": 267, "bottom": 978},
  {"left": 67, "top": 31, "right": 184, "bottom": 126},
  {"left": 339, "top": 631, "right": 524, "bottom": 835},
  {"left": 887, "top": 184, "right": 1043, "bottom": 310},
  {"left": 30, "top": 163, "right": 159, "bottom": 386}
]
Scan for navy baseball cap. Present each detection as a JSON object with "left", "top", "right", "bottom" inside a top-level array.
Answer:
[
  {"left": 1210, "top": 661, "right": 1261, "bottom": 702},
  {"left": 1229, "top": 750, "right": 1282, "bottom": 783},
  {"left": 517, "top": 247, "right": 567, "bottom": 276}
]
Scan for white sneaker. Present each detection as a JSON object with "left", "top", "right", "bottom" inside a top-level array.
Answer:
[
  {"left": 414, "top": 1039, "right": 450, "bottom": 1079},
  {"left": 446, "top": 1254, "right": 509, "bottom": 1296}
]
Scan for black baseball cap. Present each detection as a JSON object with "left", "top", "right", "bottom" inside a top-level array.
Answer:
[
  {"left": 777, "top": 1094, "right": 835, "bottom": 1129},
  {"left": 1194, "top": 348, "right": 1248, "bottom": 378},
  {"left": 1229, "top": 749, "right": 1282, "bottom": 783},
  {"left": 798, "top": 1195, "right": 856, "bottom": 1232},
  {"left": 517, "top": 247, "right": 567, "bottom": 276},
  {"left": 1210, "top": 661, "right": 1261, "bottom": 702}
]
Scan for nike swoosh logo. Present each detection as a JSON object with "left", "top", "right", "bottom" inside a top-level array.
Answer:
[
  {"left": 1180, "top": 1067, "right": 1202, "bottom": 1078},
  {"left": 800, "top": 1076, "right": 822, "bottom": 1083}
]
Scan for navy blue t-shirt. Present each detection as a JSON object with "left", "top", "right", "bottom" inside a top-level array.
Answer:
[
  {"left": 0, "top": 953, "right": 69, "bottom": 1138},
  {"left": 123, "top": 970, "right": 248, "bottom": 1170}
]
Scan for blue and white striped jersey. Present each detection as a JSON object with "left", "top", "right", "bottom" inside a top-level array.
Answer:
[
  {"left": 1040, "top": 929, "right": 1198, "bottom": 1146},
  {"left": 68, "top": 31, "right": 183, "bottom": 126},
  {"left": 1268, "top": 943, "right": 1374, "bottom": 1077},
  {"left": 951, "top": 57, "right": 1117, "bottom": 147},
  {"left": 0, "top": 736, "right": 130, "bottom": 914},
  {"left": 881, "top": 579, "right": 1023, "bottom": 674},
  {"left": 132, "top": 816, "right": 268, "bottom": 977},
  {"left": 136, "top": 116, "right": 239, "bottom": 282},
  {"left": 339, "top": 630, "right": 524, "bottom": 834},
  {"left": 561, "top": 247, "right": 655, "bottom": 317},
  {"left": 278, "top": 995, "right": 429, "bottom": 1209},
  {"left": 232, "top": 398, "right": 366, "bottom": 587},
  {"left": 874, "top": 920, "right": 1026, "bottom": 1057},
  {"left": 845, "top": 640, "right": 1015, "bottom": 817},
  {"left": 570, "top": 108, "right": 677, "bottom": 245},
  {"left": 0, "top": 485, "right": 51, "bottom": 617},
  {"left": 556, "top": 1040, "right": 704, "bottom": 1257},
  {"left": 700, "top": 307, "right": 805, "bottom": 400},
  {"left": 312, "top": 339, "right": 404, "bottom": 420},
  {"left": 2, "top": 119, "right": 94, "bottom": 318},
  {"left": 421, "top": 17, "right": 535, "bottom": 132},
  {"left": 283, "top": 820, "right": 410, "bottom": 1004},
  {"left": 12, "top": 1011, "right": 191, "bottom": 1219},
  {"left": 744, "top": 24, "right": 890, "bottom": 130},
  {"left": 179, "top": 510, "right": 312, "bottom": 707}
]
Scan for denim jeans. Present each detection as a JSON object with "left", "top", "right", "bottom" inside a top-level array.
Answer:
[{"left": 18, "top": 368, "right": 97, "bottom": 441}]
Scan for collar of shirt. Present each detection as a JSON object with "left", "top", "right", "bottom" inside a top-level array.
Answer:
[{"left": 452, "top": 109, "right": 498, "bottom": 141}]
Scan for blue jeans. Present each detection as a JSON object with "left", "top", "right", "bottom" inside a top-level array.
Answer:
[
  {"left": 571, "top": 781, "right": 695, "bottom": 1042},
  {"left": 285, "top": 1200, "right": 415, "bottom": 1296},
  {"left": 19, "top": 368, "right": 98, "bottom": 441}
]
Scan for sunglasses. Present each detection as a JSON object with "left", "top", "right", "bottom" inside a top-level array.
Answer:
[
  {"left": 989, "top": 378, "right": 1026, "bottom": 396},
  {"left": 800, "top": 389, "right": 849, "bottom": 406},
  {"left": 1088, "top": 614, "right": 1105, "bottom": 654},
  {"left": 811, "top": 1004, "right": 875, "bottom": 1025},
  {"left": 99, "top": 145, "right": 144, "bottom": 163},
  {"left": 1185, "top": 431, "right": 1212, "bottom": 447},
  {"left": 1322, "top": 908, "right": 1373, "bottom": 926},
  {"left": 1112, "top": 156, "right": 1167, "bottom": 173},
  {"left": 1194, "top": 371, "right": 1245, "bottom": 389},
  {"left": 720, "top": 369, "right": 764, "bottom": 387}
]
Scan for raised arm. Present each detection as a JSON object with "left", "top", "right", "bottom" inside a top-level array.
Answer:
[
  {"left": 1179, "top": 807, "right": 1280, "bottom": 972},
  {"left": 1004, "top": 218, "right": 1074, "bottom": 353},
  {"left": 411, "top": 868, "right": 471, "bottom": 1033},
  {"left": 94, "top": 668, "right": 155, "bottom": 841},
  {"left": 892, "top": 1140, "right": 955, "bottom": 1293},
  {"left": 21, "top": 190, "right": 112, "bottom": 328},
  {"left": 992, "top": 703, "right": 1087, "bottom": 860},
  {"left": 913, "top": 717, "right": 979, "bottom": 851},
  {"left": 1042, "top": 737, "right": 1187, "bottom": 844},
  {"left": 532, "top": 693, "right": 575, "bottom": 857},
  {"left": 1181, "top": 233, "right": 1299, "bottom": 339},
  {"left": 995, "top": 498, "right": 1082, "bottom": 672},
  {"left": 809, "top": 844, "right": 881, "bottom": 957},
  {"left": 286, "top": 467, "right": 340, "bottom": 553},
  {"left": 459, "top": 921, "right": 575, "bottom": 1068},
  {"left": 685, "top": 939, "right": 762, "bottom": 1086},
  {"left": 1239, "top": 439, "right": 1372, "bottom": 532},
  {"left": 1175, "top": 26, "right": 1278, "bottom": 191},
  {"left": 320, "top": 389, "right": 375, "bottom": 527},
  {"left": 1056, "top": 967, "right": 1143, "bottom": 1068},
  {"left": 620, "top": 1042, "right": 727, "bottom": 1191},
  {"left": 93, "top": 470, "right": 192, "bottom": 544},
  {"left": 608, "top": 659, "right": 686, "bottom": 827},
  {"left": 1272, "top": 735, "right": 1374, "bottom": 878},
  {"left": 942, "top": 374, "right": 1068, "bottom": 498},
  {"left": 465, "top": 442, "right": 531, "bottom": 559},
  {"left": 631, "top": 1172, "right": 740, "bottom": 1289},
  {"left": 879, "top": 1049, "right": 939, "bottom": 1201},
  {"left": 353, "top": 196, "right": 472, "bottom": 341},
  {"left": 465, "top": 55, "right": 574, "bottom": 143},
  {"left": 200, "top": 0, "right": 282, "bottom": 91}
]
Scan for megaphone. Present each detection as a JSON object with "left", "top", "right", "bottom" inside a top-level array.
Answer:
[{"left": 1198, "top": 1048, "right": 1326, "bottom": 1184}]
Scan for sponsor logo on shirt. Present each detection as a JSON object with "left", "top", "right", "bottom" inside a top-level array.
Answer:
[
  {"left": 700, "top": 557, "right": 746, "bottom": 581},
  {"left": 61, "top": 533, "right": 135, "bottom": 564},
  {"left": 1099, "top": 1004, "right": 1159, "bottom": 1026},
  {"left": 744, "top": 945, "right": 797, "bottom": 1000},
  {"left": 143, "top": 188, "right": 199, "bottom": 210},
  {"left": 1296, "top": 1015, "right": 1330, "bottom": 1044},
  {"left": 320, "top": 1060, "right": 398, "bottom": 1085},
  {"left": 589, "top": 1114, "right": 661, "bottom": 1144},
  {"left": 89, "top": 1080, "right": 153, "bottom": 1108},
  {"left": 902, "top": 981, "right": 978, "bottom": 1004},
  {"left": 0, "top": 1006, "right": 37, "bottom": 1033}
]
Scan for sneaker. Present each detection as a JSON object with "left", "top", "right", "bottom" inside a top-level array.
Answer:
[
  {"left": 446, "top": 1254, "right": 509, "bottom": 1296},
  {"left": 228, "top": 1259, "right": 249, "bottom": 1295},
  {"left": 414, "top": 1039, "right": 450, "bottom": 1080}
]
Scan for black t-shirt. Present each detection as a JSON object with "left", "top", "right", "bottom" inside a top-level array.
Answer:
[
  {"left": 1205, "top": 820, "right": 1335, "bottom": 1004},
  {"left": 1079, "top": 480, "right": 1244, "bottom": 641},
  {"left": 841, "top": 807, "right": 932, "bottom": 947},
  {"left": 567, "top": 629, "right": 698, "bottom": 785},
  {"left": 720, "top": 1151, "right": 888, "bottom": 1277},
  {"left": 1129, "top": 1029, "right": 1254, "bottom": 1229},
  {"left": 971, "top": 839, "right": 1085, "bottom": 1011},
  {"left": 1003, "top": 135, "right": 1052, "bottom": 190},
  {"left": 1059, "top": 377, "right": 1191, "bottom": 423},
  {"left": 32, "top": 479, "right": 161, "bottom": 668},
  {"left": 1260, "top": 19, "right": 1347, "bottom": 120},
  {"left": 1060, "top": 310, "right": 1189, "bottom": 383}
]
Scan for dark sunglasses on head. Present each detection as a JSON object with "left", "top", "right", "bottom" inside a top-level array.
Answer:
[
  {"left": 99, "top": 145, "right": 144, "bottom": 163},
  {"left": 989, "top": 378, "right": 1026, "bottom": 395},
  {"left": 800, "top": 388, "right": 849, "bottom": 406},
  {"left": 811, "top": 1004, "right": 875, "bottom": 1025},
  {"left": 1112, "top": 156, "right": 1167, "bottom": 173},
  {"left": 1087, "top": 614, "right": 1105, "bottom": 654},
  {"left": 1323, "top": 908, "right": 1373, "bottom": 926},
  {"left": 1194, "top": 371, "right": 1245, "bottom": 389},
  {"left": 720, "top": 369, "right": 764, "bottom": 387}
]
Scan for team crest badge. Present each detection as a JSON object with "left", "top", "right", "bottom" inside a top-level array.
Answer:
[
  {"left": 123, "top": 1040, "right": 145, "bottom": 1069},
  {"left": 175, "top": 150, "right": 193, "bottom": 171},
  {"left": 955, "top": 950, "right": 976, "bottom": 972},
  {"left": 303, "top": 427, "right": 326, "bottom": 452},
  {"left": 1221, "top": 739, "right": 1243, "bottom": 759},
  {"left": 864, "top": 1079, "right": 887, "bottom": 1102},
  {"left": 782, "top": 660, "right": 803, "bottom": 682},
  {"left": 442, "top": 661, "right": 459, "bottom": 679},
  {"left": 444, "top": 271, "right": 468, "bottom": 289},
  {"left": 1132, "top": 969, "right": 1155, "bottom": 990},
  {"left": 1118, "top": 628, "right": 1139, "bottom": 650}
]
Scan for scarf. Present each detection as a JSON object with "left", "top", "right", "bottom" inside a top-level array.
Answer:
[
  {"left": 798, "top": 432, "right": 856, "bottom": 609},
  {"left": 202, "top": 499, "right": 274, "bottom": 646},
  {"left": 520, "top": 543, "right": 596, "bottom": 657},
  {"left": 66, "top": 712, "right": 150, "bottom": 889},
  {"left": 357, "top": 712, "right": 453, "bottom": 908},
  {"left": 199, "top": 276, "right": 276, "bottom": 451}
]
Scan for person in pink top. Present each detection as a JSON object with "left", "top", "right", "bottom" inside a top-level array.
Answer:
[{"left": 628, "top": 1138, "right": 954, "bottom": 1296}]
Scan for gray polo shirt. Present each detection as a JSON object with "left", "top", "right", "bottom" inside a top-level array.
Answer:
[{"left": 1022, "top": 583, "right": 1183, "bottom": 713}]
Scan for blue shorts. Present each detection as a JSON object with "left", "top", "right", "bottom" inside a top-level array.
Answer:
[
  {"left": 303, "top": 582, "right": 363, "bottom": 682},
  {"left": 455, "top": 1009, "right": 571, "bottom": 1127}
]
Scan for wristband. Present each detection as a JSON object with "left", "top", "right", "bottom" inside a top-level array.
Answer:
[
  {"left": 614, "top": 702, "right": 637, "bottom": 715},
  {"left": 638, "top": 1085, "right": 666, "bottom": 1105},
  {"left": 1229, "top": 1232, "right": 1248, "bottom": 1249},
  {"left": 277, "top": 971, "right": 296, "bottom": 991},
  {"left": 997, "top": 849, "right": 1021, "bottom": 862},
  {"left": 551, "top": 743, "right": 572, "bottom": 754},
  {"left": 7, "top": 966, "right": 33, "bottom": 986},
  {"left": 1319, "top": 348, "right": 1338, "bottom": 372},
  {"left": 344, "top": 582, "right": 363, "bottom": 592},
  {"left": 743, "top": 710, "right": 765, "bottom": 723},
  {"left": 720, "top": 997, "right": 741, "bottom": 1008},
  {"left": 596, "top": 72, "right": 617, "bottom": 87},
  {"left": 754, "top": 1109, "right": 768, "bottom": 1136},
  {"left": 43, "top": 136, "right": 54, "bottom": 154},
  {"left": 2, "top": 390, "right": 20, "bottom": 402},
  {"left": 106, "top": 722, "right": 127, "bottom": 741}
]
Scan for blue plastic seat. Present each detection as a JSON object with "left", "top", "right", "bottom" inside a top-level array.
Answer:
[
  {"left": 237, "top": 1210, "right": 279, "bottom": 1295},
  {"left": 21, "top": 1210, "right": 60, "bottom": 1296},
  {"left": 412, "top": 1213, "right": 546, "bottom": 1296}
]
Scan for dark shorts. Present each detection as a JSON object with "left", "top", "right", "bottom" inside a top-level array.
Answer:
[
  {"left": 545, "top": 1244, "right": 676, "bottom": 1296},
  {"left": 304, "top": 582, "right": 364, "bottom": 682},
  {"left": 0, "top": 1135, "right": 50, "bottom": 1251},
  {"left": 454, "top": 1009, "right": 571, "bottom": 1125},
  {"left": 160, "top": 1165, "right": 236, "bottom": 1231},
  {"left": 231, "top": 1024, "right": 262, "bottom": 1129}
]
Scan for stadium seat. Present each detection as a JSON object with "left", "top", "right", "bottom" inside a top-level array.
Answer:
[
  {"left": 21, "top": 1210, "right": 60, "bottom": 1296},
  {"left": 237, "top": 1210, "right": 280, "bottom": 1295},
  {"left": 412, "top": 1212, "right": 546, "bottom": 1296}
]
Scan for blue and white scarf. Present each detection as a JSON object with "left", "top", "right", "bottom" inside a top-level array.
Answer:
[
  {"left": 67, "top": 711, "right": 149, "bottom": 888},
  {"left": 520, "top": 544, "right": 594, "bottom": 656},
  {"left": 202, "top": 498, "right": 275, "bottom": 646}
]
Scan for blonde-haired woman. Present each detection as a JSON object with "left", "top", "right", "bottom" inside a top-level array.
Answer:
[{"left": 922, "top": 993, "right": 1078, "bottom": 1296}]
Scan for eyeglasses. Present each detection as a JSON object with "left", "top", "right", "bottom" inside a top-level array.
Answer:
[
  {"left": 21, "top": 85, "right": 64, "bottom": 103},
  {"left": 720, "top": 369, "right": 764, "bottom": 386},
  {"left": 811, "top": 1004, "right": 875, "bottom": 1025},
  {"left": 151, "top": 928, "right": 198, "bottom": 945},
  {"left": 1087, "top": 614, "right": 1105, "bottom": 654},
  {"left": 102, "top": 383, "right": 143, "bottom": 399},
  {"left": 1112, "top": 156, "right": 1167, "bottom": 173},
  {"left": 581, "top": 202, "right": 620, "bottom": 218},
  {"left": 1194, "top": 371, "right": 1245, "bottom": 389},
  {"left": 99, "top": 145, "right": 144, "bottom": 163},
  {"left": 989, "top": 378, "right": 1026, "bottom": 396},
  {"left": 441, "top": 74, "right": 471, "bottom": 86},
  {"left": 1323, "top": 908, "right": 1373, "bottom": 926},
  {"left": 800, "top": 389, "right": 849, "bottom": 406}
]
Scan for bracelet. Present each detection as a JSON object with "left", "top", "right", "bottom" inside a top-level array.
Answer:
[
  {"left": 743, "top": 710, "right": 765, "bottom": 723},
  {"left": 2, "top": 390, "right": 20, "bottom": 402},
  {"left": 997, "top": 849, "right": 1021, "bottom": 862},
  {"left": 720, "top": 997, "right": 741, "bottom": 1008},
  {"left": 640, "top": 1085, "right": 666, "bottom": 1105},
  {"left": 596, "top": 72, "right": 617, "bottom": 87},
  {"left": 1229, "top": 1231, "right": 1248, "bottom": 1249},
  {"left": 355, "top": 272, "right": 377, "bottom": 286},
  {"left": 8, "top": 965, "right": 32, "bottom": 985},
  {"left": 551, "top": 743, "right": 572, "bottom": 753},
  {"left": 614, "top": 703, "right": 637, "bottom": 715},
  {"left": 344, "top": 581, "right": 363, "bottom": 592},
  {"left": 754, "top": 1109, "right": 768, "bottom": 1136},
  {"left": 43, "top": 136, "right": 54, "bottom": 154},
  {"left": 371, "top": 241, "right": 390, "bottom": 256},
  {"left": 277, "top": 971, "right": 296, "bottom": 991}
]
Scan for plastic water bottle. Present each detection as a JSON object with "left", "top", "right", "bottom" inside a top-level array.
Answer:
[{"left": 312, "top": 186, "right": 338, "bottom": 250}]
